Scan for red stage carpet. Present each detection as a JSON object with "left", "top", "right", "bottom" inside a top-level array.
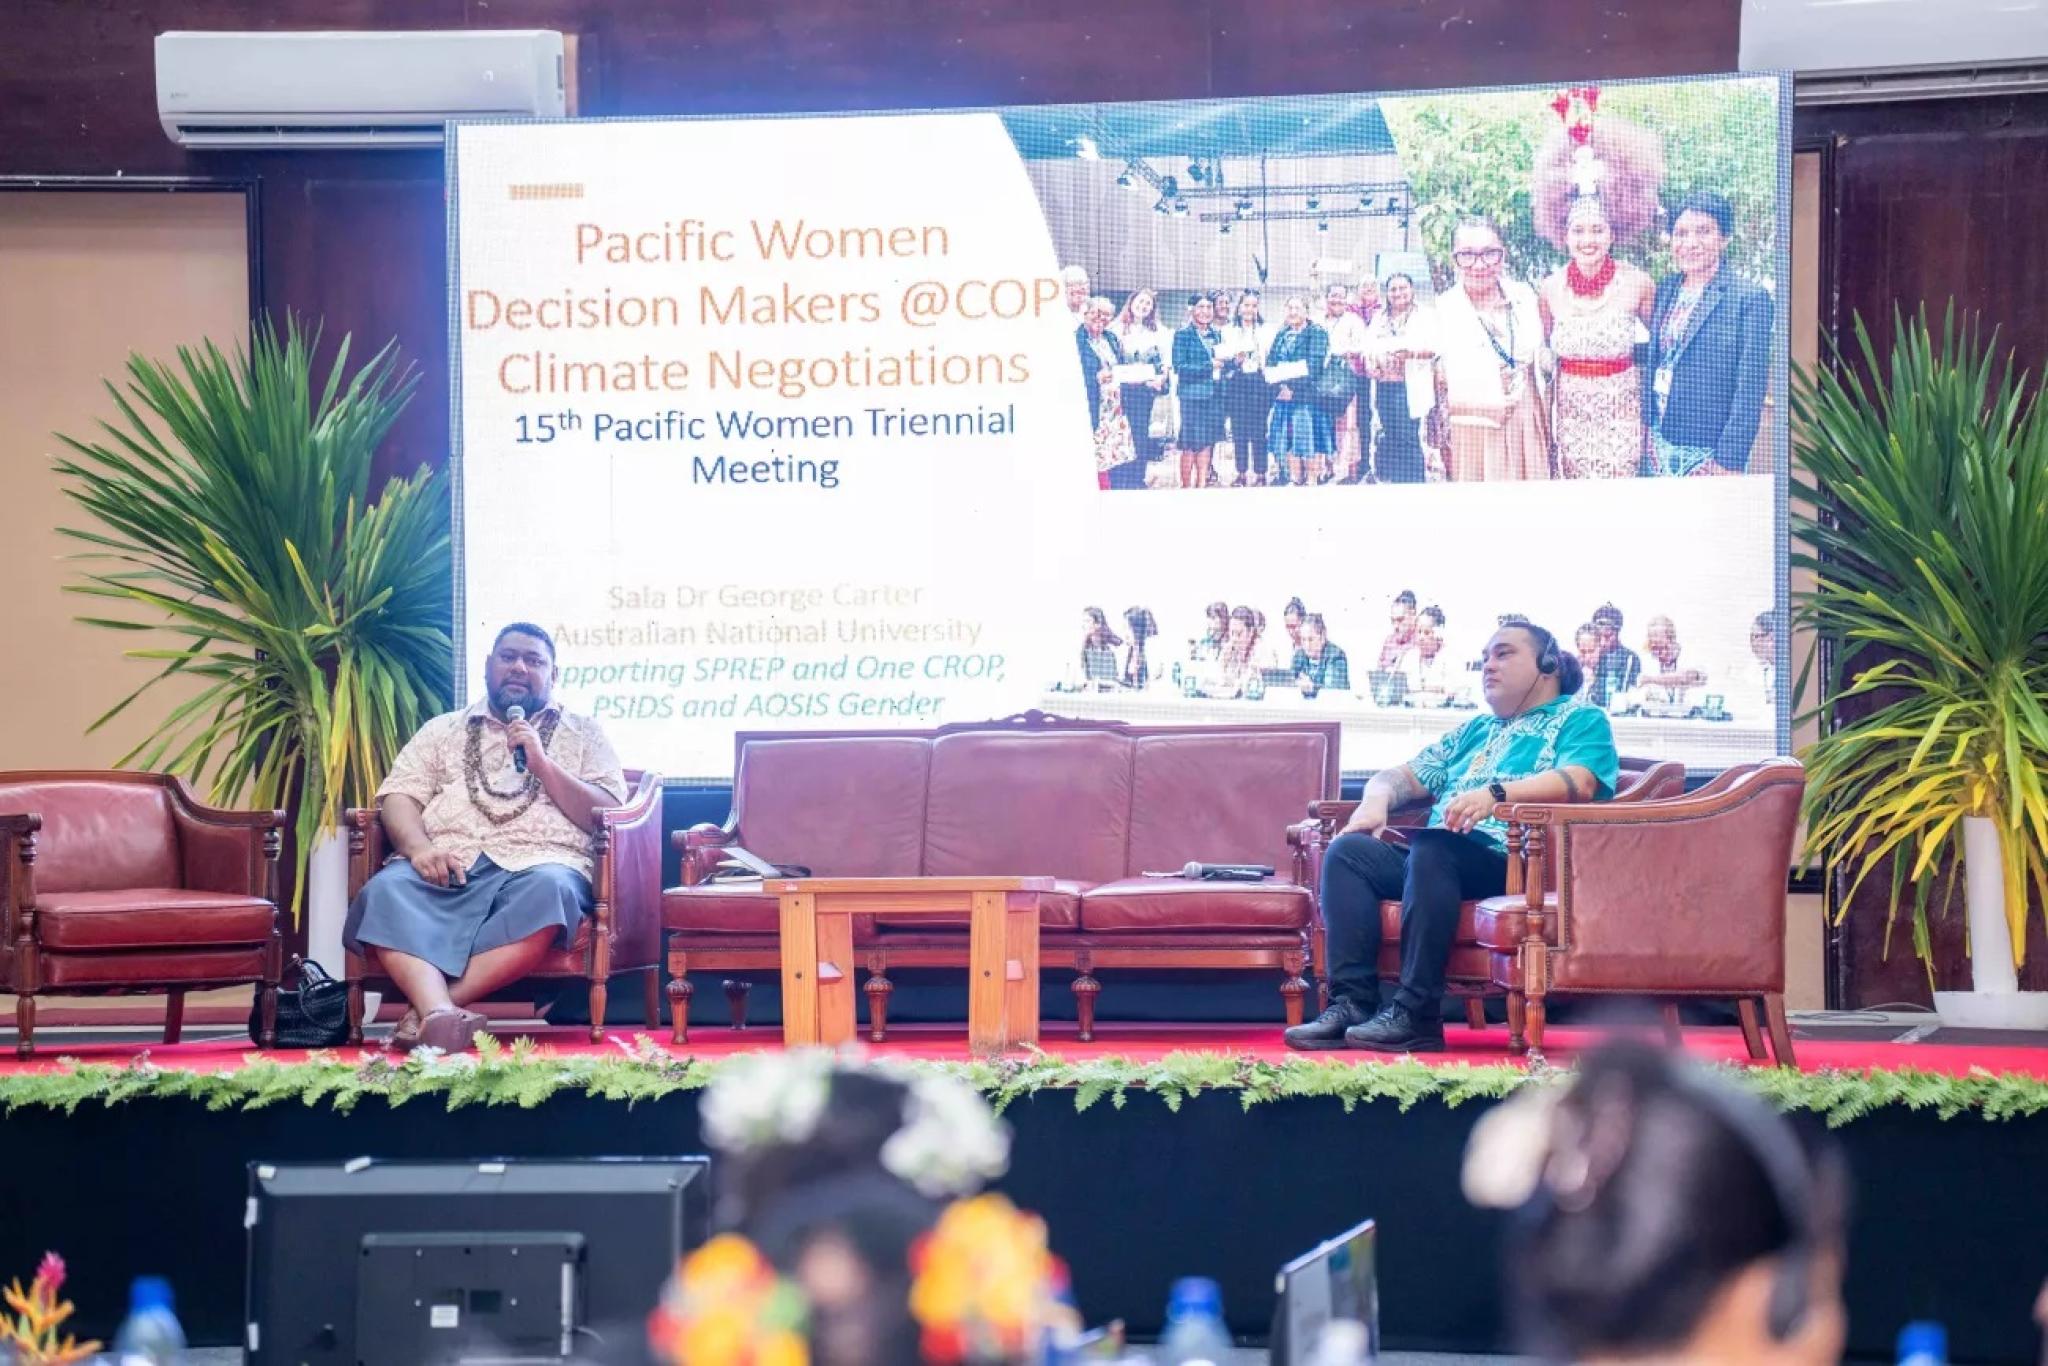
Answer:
[{"left": 5, "top": 1020, "right": 2045, "bottom": 1079}]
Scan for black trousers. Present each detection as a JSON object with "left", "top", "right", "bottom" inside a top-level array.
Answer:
[{"left": 1321, "top": 829, "right": 1508, "bottom": 1017}]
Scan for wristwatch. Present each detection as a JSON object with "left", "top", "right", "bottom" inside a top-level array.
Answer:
[{"left": 1488, "top": 781, "right": 1509, "bottom": 804}]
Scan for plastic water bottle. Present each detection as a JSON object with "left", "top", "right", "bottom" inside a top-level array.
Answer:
[
  {"left": 1156, "top": 1277, "right": 1232, "bottom": 1365},
  {"left": 1306, "top": 1319, "right": 1373, "bottom": 1365},
  {"left": 111, "top": 1276, "right": 186, "bottom": 1363},
  {"left": 1897, "top": 1321, "right": 1947, "bottom": 1365}
]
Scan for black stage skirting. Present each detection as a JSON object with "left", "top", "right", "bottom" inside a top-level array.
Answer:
[{"left": 0, "top": 1091, "right": 2043, "bottom": 1363}]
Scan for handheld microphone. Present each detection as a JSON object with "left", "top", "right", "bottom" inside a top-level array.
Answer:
[
  {"left": 505, "top": 704, "right": 528, "bottom": 773},
  {"left": 1179, "top": 861, "right": 1275, "bottom": 882}
]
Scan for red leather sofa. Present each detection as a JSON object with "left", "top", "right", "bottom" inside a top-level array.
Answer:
[
  {"left": 0, "top": 770, "right": 285, "bottom": 1057},
  {"left": 663, "top": 711, "right": 1340, "bottom": 1041}
]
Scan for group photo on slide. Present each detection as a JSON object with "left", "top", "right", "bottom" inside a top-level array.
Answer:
[{"left": 1049, "top": 81, "right": 1778, "bottom": 492}]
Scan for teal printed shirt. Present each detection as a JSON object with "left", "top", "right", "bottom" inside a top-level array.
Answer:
[{"left": 1407, "top": 696, "right": 1620, "bottom": 851}]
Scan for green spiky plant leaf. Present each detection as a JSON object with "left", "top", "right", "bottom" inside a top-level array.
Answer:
[
  {"left": 1791, "top": 307, "right": 2048, "bottom": 976},
  {"left": 51, "top": 316, "right": 452, "bottom": 920}
]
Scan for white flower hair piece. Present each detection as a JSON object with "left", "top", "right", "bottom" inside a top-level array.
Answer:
[
  {"left": 1461, "top": 1079, "right": 1566, "bottom": 1211},
  {"left": 700, "top": 1049, "right": 836, "bottom": 1155},
  {"left": 878, "top": 1067, "right": 1012, "bottom": 1198}
]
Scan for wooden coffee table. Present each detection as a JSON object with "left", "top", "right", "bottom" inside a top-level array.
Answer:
[{"left": 768, "top": 876, "right": 1052, "bottom": 1053}]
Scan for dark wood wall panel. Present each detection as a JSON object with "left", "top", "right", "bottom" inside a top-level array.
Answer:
[{"left": 1796, "top": 94, "right": 2048, "bottom": 1007}]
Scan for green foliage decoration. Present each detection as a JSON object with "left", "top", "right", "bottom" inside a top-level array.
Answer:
[{"left": 0, "top": 1041, "right": 2041, "bottom": 1128}]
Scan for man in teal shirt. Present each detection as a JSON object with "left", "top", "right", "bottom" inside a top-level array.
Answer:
[{"left": 1286, "top": 620, "right": 1619, "bottom": 1052}]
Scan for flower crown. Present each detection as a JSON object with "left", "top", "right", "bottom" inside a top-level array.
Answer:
[
  {"left": 648, "top": 1234, "right": 810, "bottom": 1366},
  {"left": 911, "top": 1194, "right": 1075, "bottom": 1364},
  {"left": 649, "top": 1196, "right": 1075, "bottom": 1366},
  {"left": 700, "top": 1051, "right": 1012, "bottom": 1198}
]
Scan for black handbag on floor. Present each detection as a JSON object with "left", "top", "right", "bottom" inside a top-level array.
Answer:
[{"left": 253, "top": 955, "right": 350, "bottom": 1047}]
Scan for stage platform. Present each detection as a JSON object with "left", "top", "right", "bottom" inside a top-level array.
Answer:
[{"left": 0, "top": 1021, "right": 2042, "bottom": 1362}]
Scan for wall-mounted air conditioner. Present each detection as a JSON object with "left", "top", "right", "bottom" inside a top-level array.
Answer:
[{"left": 156, "top": 30, "right": 567, "bottom": 149}]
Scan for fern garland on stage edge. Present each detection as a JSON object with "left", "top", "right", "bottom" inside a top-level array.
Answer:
[{"left": 0, "top": 1037, "right": 2043, "bottom": 1126}]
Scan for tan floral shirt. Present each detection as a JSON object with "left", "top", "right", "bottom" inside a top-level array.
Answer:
[{"left": 377, "top": 699, "right": 627, "bottom": 881}]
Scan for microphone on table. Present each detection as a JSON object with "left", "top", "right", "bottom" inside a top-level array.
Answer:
[
  {"left": 505, "top": 704, "right": 528, "bottom": 773},
  {"left": 1140, "top": 862, "right": 1276, "bottom": 882}
]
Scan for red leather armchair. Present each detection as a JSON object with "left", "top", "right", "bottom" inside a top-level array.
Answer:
[
  {"left": 0, "top": 771, "right": 285, "bottom": 1058},
  {"left": 1291, "top": 757, "right": 1687, "bottom": 1026},
  {"left": 342, "top": 769, "right": 666, "bottom": 1043},
  {"left": 1481, "top": 758, "right": 1807, "bottom": 1064}
]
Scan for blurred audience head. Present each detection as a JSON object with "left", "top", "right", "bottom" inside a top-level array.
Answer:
[{"left": 1466, "top": 1041, "right": 1848, "bottom": 1366}]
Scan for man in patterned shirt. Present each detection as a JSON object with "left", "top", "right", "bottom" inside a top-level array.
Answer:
[
  {"left": 344, "top": 622, "right": 626, "bottom": 1052},
  {"left": 1286, "top": 620, "right": 1618, "bottom": 1053}
]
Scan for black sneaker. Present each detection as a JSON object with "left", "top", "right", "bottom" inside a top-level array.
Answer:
[
  {"left": 1283, "top": 997, "right": 1373, "bottom": 1050},
  {"left": 1344, "top": 1004, "right": 1446, "bottom": 1053}
]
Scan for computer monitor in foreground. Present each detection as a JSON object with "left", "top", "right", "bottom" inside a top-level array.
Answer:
[
  {"left": 1271, "top": 1217, "right": 1379, "bottom": 1365},
  {"left": 245, "top": 1156, "right": 710, "bottom": 1365}
]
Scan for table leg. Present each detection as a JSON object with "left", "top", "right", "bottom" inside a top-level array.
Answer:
[
  {"left": 779, "top": 892, "right": 819, "bottom": 1047},
  {"left": 967, "top": 890, "right": 1008, "bottom": 1054},
  {"left": 1005, "top": 902, "right": 1040, "bottom": 1048},
  {"left": 815, "top": 905, "right": 857, "bottom": 1047}
]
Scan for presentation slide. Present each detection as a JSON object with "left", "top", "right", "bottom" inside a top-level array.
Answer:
[{"left": 449, "top": 75, "right": 1790, "bottom": 780}]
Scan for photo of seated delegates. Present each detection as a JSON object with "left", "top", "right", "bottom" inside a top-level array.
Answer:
[
  {"left": 1634, "top": 613, "right": 1708, "bottom": 712},
  {"left": 1078, "top": 606, "right": 1122, "bottom": 689},
  {"left": 1292, "top": 612, "right": 1351, "bottom": 697},
  {"left": 1399, "top": 605, "right": 1464, "bottom": 705},
  {"left": 1748, "top": 607, "right": 1781, "bottom": 713},
  {"left": 1586, "top": 601, "right": 1643, "bottom": 709},
  {"left": 1377, "top": 590, "right": 1421, "bottom": 671},
  {"left": 1122, "top": 606, "right": 1158, "bottom": 688}
]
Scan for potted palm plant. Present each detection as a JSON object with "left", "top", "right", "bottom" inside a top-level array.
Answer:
[
  {"left": 54, "top": 317, "right": 451, "bottom": 969},
  {"left": 1793, "top": 308, "right": 2048, "bottom": 1027}
]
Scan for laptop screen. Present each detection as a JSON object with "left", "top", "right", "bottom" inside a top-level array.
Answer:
[{"left": 1272, "top": 1218, "right": 1378, "bottom": 1364}]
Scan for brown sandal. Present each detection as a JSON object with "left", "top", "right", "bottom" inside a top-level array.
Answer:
[
  {"left": 417, "top": 1007, "right": 490, "bottom": 1053},
  {"left": 387, "top": 1007, "right": 422, "bottom": 1051}
]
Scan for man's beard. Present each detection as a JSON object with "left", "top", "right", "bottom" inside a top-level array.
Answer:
[{"left": 489, "top": 681, "right": 547, "bottom": 715}]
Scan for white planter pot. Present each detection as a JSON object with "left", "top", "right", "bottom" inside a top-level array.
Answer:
[
  {"left": 1931, "top": 817, "right": 2048, "bottom": 1030},
  {"left": 303, "top": 828, "right": 350, "bottom": 978}
]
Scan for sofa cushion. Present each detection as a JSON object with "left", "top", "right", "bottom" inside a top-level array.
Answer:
[
  {"left": 1377, "top": 898, "right": 1499, "bottom": 943},
  {"left": 1471, "top": 894, "right": 1559, "bottom": 950},
  {"left": 664, "top": 882, "right": 787, "bottom": 936},
  {"left": 1378, "top": 942, "right": 1497, "bottom": 982},
  {"left": 873, "top": 879, "right": 1085, "bottom": 933},
  {"left": 922, "top": 731, "right": 1132, "bottom": 885},
  {"left": 663, "top": 882, "right": 887, "bottom": 939},
  {"left": 733, "top": 736, "right": 930, "bottom": 876},
  {"left": 1080, "top": 877, "right": 1311, "bottom": 933},
  {"left": 1126, "top": 731, "right": 1331, "bottom": 878},
  {"left": 34, "top": 888, "right": 274, "bottom": 950},
  {"left": 0, "top": 780, "right": 180, "bottom": 894},
  {"left": 37, "top": 944, "right": 272, "bottom": 988}
]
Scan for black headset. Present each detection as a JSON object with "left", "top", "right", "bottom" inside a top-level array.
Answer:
[
  {"left": 1524, "top": 623, "right": 1562, "bottom": 676},
  {"left": 1670, "top": 1071, "right": 1820, "bottom": 1341}
]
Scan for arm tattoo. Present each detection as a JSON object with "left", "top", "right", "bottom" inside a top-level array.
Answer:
[
  {"left": 1558, "top": 768, "right": 1589, "bottom": 802},
  {"left": 1370, "top": 765, "right": 1431, "bottom": 809}
]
